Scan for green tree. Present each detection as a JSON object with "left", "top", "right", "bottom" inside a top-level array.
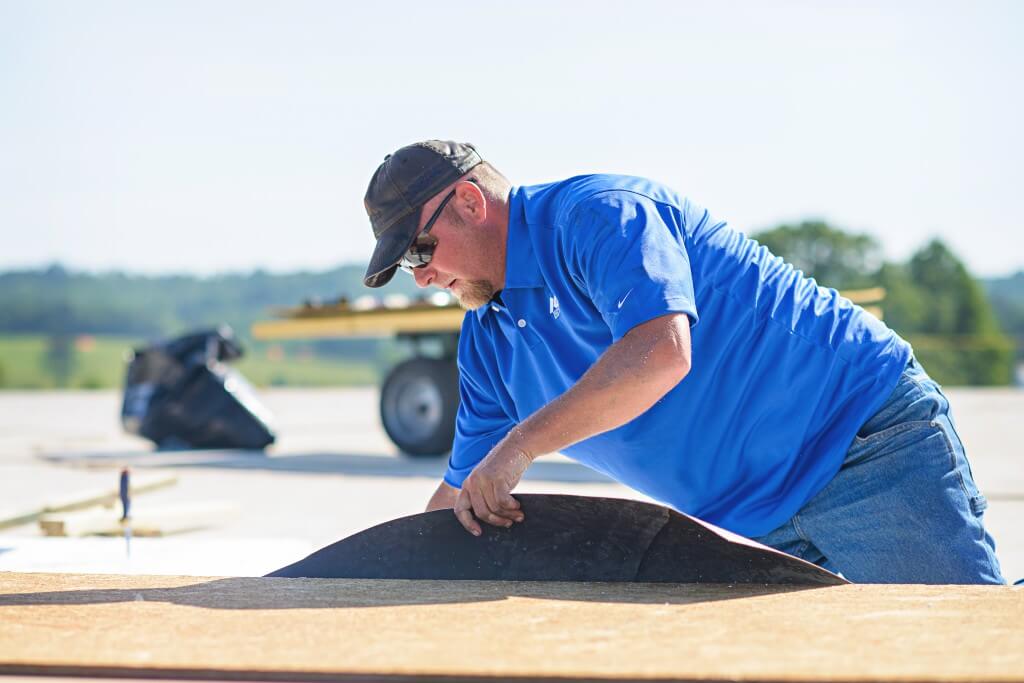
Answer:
[
  {"left": 752, "top": 221, "right": 882, "bottom": 289},
  {"left": 898, "top": 240, "right": 1013, "bottom": 386},
  {"left": 874, "top": 262, "right": 926, "bottom": 332},
  {"left": 908, "top": 240, "right": 1002, "bottom": 335},
  {"left": 984, "top": 271, "right": 1024, "bottom": 363}
]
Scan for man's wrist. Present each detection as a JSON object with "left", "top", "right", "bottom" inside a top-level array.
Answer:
[{"left": 503, "top": 425, "right": 540, "bottom": 463}]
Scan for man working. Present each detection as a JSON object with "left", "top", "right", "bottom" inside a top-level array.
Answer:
[{"left": 362, "top": 140, "right": 1004, "bottom": 584}]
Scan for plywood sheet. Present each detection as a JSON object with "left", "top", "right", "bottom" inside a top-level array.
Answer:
[{"left": 1, "top": 572, "right": 1021, "bottom": 682}]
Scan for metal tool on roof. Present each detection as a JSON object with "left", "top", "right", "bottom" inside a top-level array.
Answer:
[{"left": 119, "top": 468, "right": 132, "bottom": 558}]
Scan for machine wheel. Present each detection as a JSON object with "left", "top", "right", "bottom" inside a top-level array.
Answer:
[{"left": 380, "top": 357, "right": 459, "bottom": 457}]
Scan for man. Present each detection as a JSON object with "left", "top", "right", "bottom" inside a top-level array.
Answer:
[{"left": 362, "top": 140, "right": 1004, "bottom": 584}]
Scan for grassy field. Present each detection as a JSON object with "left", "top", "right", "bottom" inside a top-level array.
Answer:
[
  {"left": 0, "top": 335, "right": 381, "bottom": 389},
  {"left": 4, "top": 333, "right": 1019, "bottom": 391}
]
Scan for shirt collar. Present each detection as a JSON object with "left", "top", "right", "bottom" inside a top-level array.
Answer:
[
  {"left": 476, "top": 186, "right": 544, "bottom": 319},
  {"left": 502, "top": 186, "right": 544, "bottom": 289}
]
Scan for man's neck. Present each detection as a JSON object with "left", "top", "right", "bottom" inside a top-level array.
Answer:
[{"left": 489, "top": 194, "right": 511, "bottom": 292}]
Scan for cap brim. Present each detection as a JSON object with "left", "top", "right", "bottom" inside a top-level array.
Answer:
[{"left": 363, "top": 210, "right": 420, "bottom": 288}]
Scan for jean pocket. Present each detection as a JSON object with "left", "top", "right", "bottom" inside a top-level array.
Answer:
[
  {"left": 853, "top": 419, "right": 933, "bottom": 447},
  {"left": 844, "top": 419, "right": 936, "bottom": 468}
]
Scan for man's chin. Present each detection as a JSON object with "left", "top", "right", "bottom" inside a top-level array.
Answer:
[{"left": 453, "top": 279, "right": 495, "bottom": 311}]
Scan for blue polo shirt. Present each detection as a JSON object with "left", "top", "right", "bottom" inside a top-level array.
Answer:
[{"left": 445, "top": 175, "right": 911, "bottom": 537}]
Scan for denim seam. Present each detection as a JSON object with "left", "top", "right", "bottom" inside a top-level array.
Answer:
[
  {"left": 901, "top": 368, "right": 938, "bottom": 401},
  {"left": 930, "top": 418, "right": 981, "bottom": 516},
  {"left": 902, "top": 369, "right": 981, "bottom": 515},
  {"left": 791, "top": 513, "right": 812, "bottom": 545},
  {"left": 927, "top": 381, "right": 977, "bottom": 486}
]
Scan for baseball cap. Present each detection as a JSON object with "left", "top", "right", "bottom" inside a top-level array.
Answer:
[{"left": 363, "top": 140, "right": 483, "bottom": 288}]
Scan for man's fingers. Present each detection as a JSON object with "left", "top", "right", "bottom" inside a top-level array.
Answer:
[
  {"left": 500, "top": 494, "right": 521, "bottom": 511},
  {"left": 480, "top": 484, "right": 517, "bottom": 527},
  {"left": 456, "top": 477, "right": 524, "bottom": 535},
  {"left": 471, "top": 486, "right": 511, "bottom": 528},
  {"left": 453, "top": 493, "right": 481, "bottom": 536},
  {"left": 455, "top": 507, "right": 482, "bottom": 536},
  {"left": 460, "top": 486, "right": 505, "bottom": 533},
  {"left": 496, "top": 490, "right": 524, "bottom": 521}
]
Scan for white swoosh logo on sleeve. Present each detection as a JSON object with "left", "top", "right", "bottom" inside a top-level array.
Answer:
[{"left": 616, "top": 289, "right": 633, "bottom": 309}]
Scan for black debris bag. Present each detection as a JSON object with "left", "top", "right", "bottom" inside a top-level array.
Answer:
[{"left": 121, "top": 326, "right": 275, "bottom": 450}]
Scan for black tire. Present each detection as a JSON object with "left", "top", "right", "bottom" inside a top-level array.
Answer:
[{"left": 380, "top": 357, "right": 459, "bottom": 457}]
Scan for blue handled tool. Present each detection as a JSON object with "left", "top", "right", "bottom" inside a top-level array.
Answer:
[{"left": 119, "top": 468, "right": 132, "bottom": 558}]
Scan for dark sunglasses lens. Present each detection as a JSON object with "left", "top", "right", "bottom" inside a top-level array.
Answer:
[
  {"left": 411, "top": 239, "right": 434, "bottom": 260},
  {"left": 400, "top": 241, "right": 433, "bottom": 272}
]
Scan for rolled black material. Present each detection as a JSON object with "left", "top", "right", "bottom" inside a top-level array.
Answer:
[
  {"left": 121, "top": 326, "right": 275, "bottom": 450},
  {"left": 268, "top": 494, "right": 847, "bottom": 585}
]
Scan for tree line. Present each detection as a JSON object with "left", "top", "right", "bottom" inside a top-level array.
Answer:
[{"left": 0, "top": 222, "right": 1021, "bottom": 386}]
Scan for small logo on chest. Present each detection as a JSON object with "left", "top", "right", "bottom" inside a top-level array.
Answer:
[{"left": 549, "top": 295, "right": 560, "bottom": 320}]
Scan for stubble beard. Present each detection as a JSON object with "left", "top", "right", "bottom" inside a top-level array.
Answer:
[
  {"left": 454, "top": 279, "right": 497, "bottom": 310},
  {"left": 440, "top": 210, "right": 499, "bottom": 310}
]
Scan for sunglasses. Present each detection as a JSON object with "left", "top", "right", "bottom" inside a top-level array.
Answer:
[{"left": 398, "top": 178, "right": 475, "bottom": 274}]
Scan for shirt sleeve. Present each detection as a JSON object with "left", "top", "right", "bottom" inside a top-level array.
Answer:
[
  {"left": 444, "top": 321, "right": 516, "bottom": 488},
  {"left": 564, "top": 191, "right": 699, "bottom": 341}
]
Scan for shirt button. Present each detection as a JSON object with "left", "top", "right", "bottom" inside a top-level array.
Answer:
[{"left": 517, "top": 319, "right": 527, "bottom": 328}]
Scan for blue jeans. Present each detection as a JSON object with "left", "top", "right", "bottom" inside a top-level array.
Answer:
[{"left": 752, "top": 358, "right": 1005, "bottom": 584}]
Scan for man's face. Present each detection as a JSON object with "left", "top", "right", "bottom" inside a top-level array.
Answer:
[{"left": 409, "top": 184, "right": 500, "bottom": 310}]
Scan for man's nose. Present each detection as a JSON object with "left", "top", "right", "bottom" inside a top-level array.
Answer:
[{"left": 413, "top": 266, "right": 433, "bottom": 288}]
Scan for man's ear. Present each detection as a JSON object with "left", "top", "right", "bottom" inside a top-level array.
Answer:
[{"left": 455, "top": 180, "right": 487, "bottom": 225}]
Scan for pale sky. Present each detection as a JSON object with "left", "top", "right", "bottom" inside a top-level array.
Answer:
[{"left": 1, "top": 0, "right": 1022, "bottom": 277}]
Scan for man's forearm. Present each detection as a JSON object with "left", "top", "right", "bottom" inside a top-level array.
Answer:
[{"left": 505, "top": 313, "right": 691, "bottom": 460}]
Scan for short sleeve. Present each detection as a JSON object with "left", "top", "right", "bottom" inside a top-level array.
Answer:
[
  {"left": 444, "top": 322, "right": 515, "bottom": 488},
  {"left": 564, "top": 191, "right": 698, "bottom": 341}
]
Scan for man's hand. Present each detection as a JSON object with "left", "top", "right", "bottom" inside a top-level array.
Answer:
[{"left": 453, "top": 436, "right": 532, "bottom": 536}]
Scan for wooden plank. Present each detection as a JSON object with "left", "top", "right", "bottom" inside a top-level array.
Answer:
[
  {"left": 38, "top": 502, "right": 239, "bottom": 537},
  {"left": 0, "top": 573, "right": 1021, "bottom": 682},
  {"left": 840, "top": 287, "right": 886, "bottom": 305},
  {"left": 0, "top": 474, "right": 179, "bottom": 531},
  {"left": 0, "top": 507, "right": 42, "bottom": 532},
  {"left": 251, "top": 306, "right": 465, "bottom": 340},
  {"left": 41, "top": 474, "right": 180, "bottom": 513},
  {"left": 271, "top": 299, "right": 460, "bottom": 320}
]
